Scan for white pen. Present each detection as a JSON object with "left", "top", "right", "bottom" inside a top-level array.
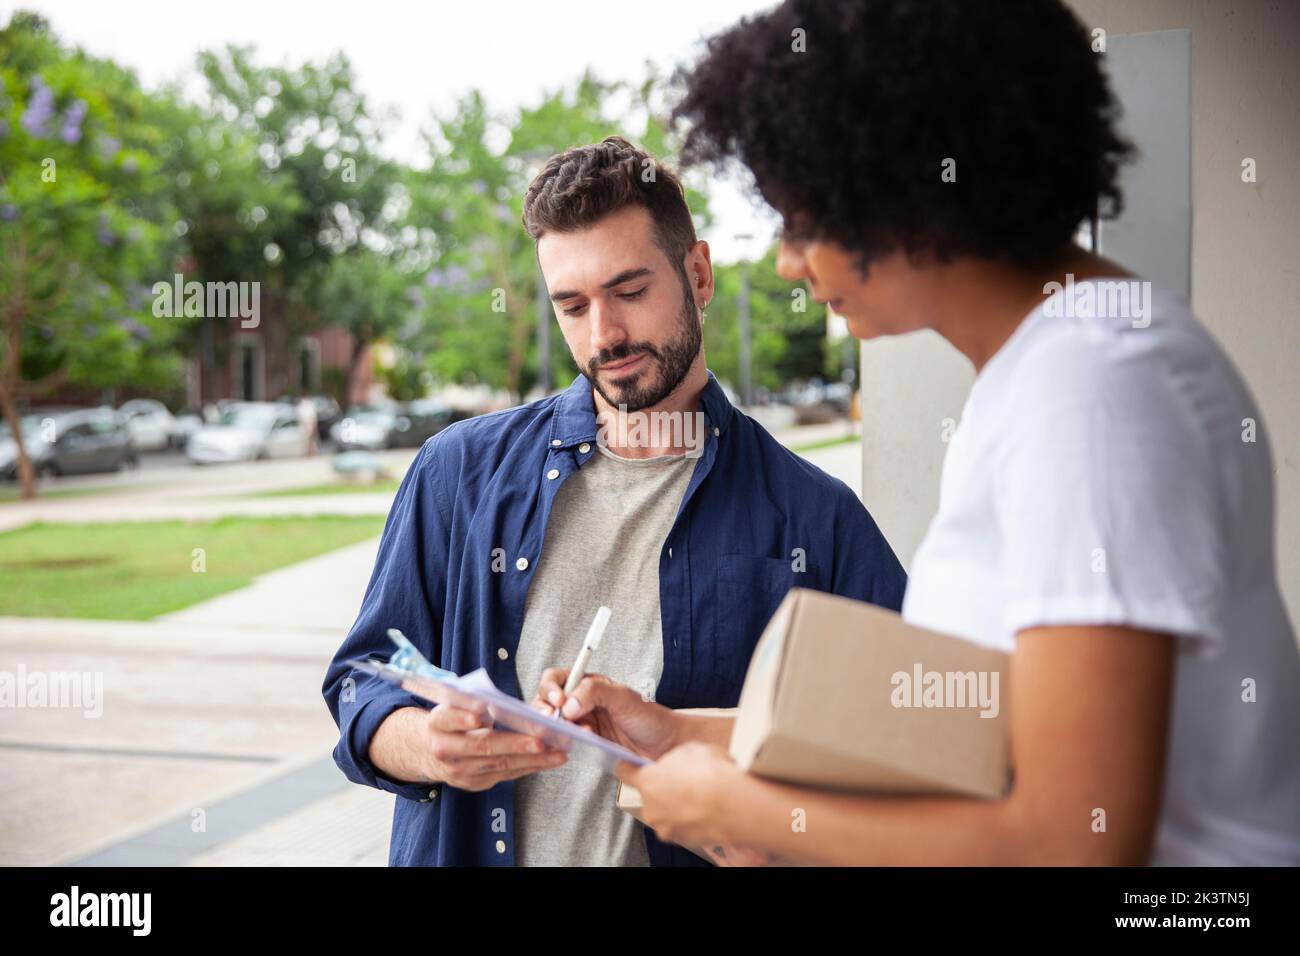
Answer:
[{"left": 555, "top": 606, "right": 611, "bottom": 721}]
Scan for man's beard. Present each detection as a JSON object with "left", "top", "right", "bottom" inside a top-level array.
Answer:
[{"left": 583, "top": 282, "right": 701, "bottom": 412}]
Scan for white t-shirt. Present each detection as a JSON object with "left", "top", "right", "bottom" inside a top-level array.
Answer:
[{"left": 901, "top": 277, "right": 1300, "bottom": 866}]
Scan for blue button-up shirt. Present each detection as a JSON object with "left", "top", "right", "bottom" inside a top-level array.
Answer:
[{"left": 323, "top": 371, "right": 906, "bottom": 866}]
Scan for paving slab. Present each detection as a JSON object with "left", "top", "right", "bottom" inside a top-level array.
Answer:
[{"left": 0, "top": 616, "right": 354, "bottom": 865}]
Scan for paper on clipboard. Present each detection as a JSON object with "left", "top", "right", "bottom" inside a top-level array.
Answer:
[{"left": 347, "top": 629, "right": 650, "bottom": 773}]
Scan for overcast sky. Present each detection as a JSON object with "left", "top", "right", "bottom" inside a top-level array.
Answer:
[{"left": 14, "top": 0, "right": 782, "bottom": 261}]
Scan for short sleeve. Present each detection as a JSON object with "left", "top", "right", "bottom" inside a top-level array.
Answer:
[{"left": 994, "top": 343, "right": 1227, "bottom": 654}]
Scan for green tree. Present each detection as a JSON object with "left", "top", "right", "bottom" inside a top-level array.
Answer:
[
  {"left": 194, "top": 46, "right": 403, "bottom": 397},
  {"left": 317, "top": 248, "right": 414, "bottom": 401},
  {"left": 706, "top": 243, "right": 832, "bottom": 394},
  {"left": 0, "top": 12, "right": 180, "bottom": 499},
  {"left": 143, "top": 87, "right": 299, "bottom": 402},
  {"left": 195, "top": 46, "right": 399, "bottom": 288}
]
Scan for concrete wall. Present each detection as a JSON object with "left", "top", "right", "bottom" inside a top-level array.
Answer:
[{"left": 859, "top": 0, "right": 1300, "bottom": 628}]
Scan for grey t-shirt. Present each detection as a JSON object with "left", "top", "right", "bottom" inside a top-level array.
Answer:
[{"left": 513, "top": 442, "right": 696, "bottom": 866}]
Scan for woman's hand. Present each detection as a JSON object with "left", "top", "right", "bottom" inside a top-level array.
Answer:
[
  {"left": 530, "top": 669, "right": 685, "bottom": 760},
  {"left": 614, "top": 741, "right": 746, "bottom": 848}
]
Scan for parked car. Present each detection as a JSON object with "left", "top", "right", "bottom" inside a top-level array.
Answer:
[
  {"left": 389, "top": 400, "right": 455, "bottom": 448},
  {"left": 186, "top": 401, "right": 308, "bottom": 464},
  {"left": 118, "top": 398, "right": 181, "bottom": 452},
  {"left": 330, "top": 406, "right": 398, "bottom": 451},
  {"left": 0, "top": 406, "right": 137, "bottom": 479}
]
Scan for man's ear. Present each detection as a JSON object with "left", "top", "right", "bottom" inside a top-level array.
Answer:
[{"left": 686, "top": 240, "right": 714, "bottom": 308}]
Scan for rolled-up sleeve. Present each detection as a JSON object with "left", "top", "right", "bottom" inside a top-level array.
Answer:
[{"left": 322, "top": 438, "right": 452, "bottom": 801}]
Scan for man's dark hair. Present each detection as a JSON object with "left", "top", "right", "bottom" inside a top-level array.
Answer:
[
  {"left": 522, "top": 136, "right": 698, "bottom": 271},
  {"left": 670, "top": 0, "right": 1135, "bottom": 273}
]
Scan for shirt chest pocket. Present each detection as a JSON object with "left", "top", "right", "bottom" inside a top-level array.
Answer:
[{"left": 709, "top": 554, "right": 816, "bottom": 687}]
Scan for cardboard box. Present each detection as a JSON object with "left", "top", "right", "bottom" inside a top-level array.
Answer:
[{"left": 729, "top": 588, "right": 1010, "bottom": 799}]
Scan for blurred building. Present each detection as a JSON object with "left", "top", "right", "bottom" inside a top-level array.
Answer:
[{"left": 183, "top": 322, "right": 373, "bottom": 408}]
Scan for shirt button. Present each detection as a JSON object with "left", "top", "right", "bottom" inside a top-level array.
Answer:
[
  {"left": 713, "top": 427, "right": 720, "bottom": 437},
  {"left": 515, "top": 557, "right": 529, "bottom": 571},
  {"left": 579, "top": 442, "right": 591, "bottom": 454},
  {"left": 668, "top": 547, "right": 673, "bottom": 558},
  {"left": 546, "top": 468, "right": 559, "bottom": 480},
  {"left": 428, "top": 787, "right": 439, "bottom": 800},
  {"left": 495, "top": 840, "right": 507, "bottom": 854},
  {"left": 497, "top": 647, "right": 509, "bottom": 661},
  {"left": 551, "top": 439, "right": 562, "bottom": 447}
]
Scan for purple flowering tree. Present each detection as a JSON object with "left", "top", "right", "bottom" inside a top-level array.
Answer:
[{"left": 0, "top": 13, "right": 177, "bottom": 499}]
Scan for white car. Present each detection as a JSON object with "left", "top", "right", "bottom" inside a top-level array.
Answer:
[
  {"left": 186, "top": 402, "right": 308, "bottom": 464},
  {"left": 118, "top": 399, "right": 179, "bottom": 452},
  {"left": 330, "top": 408, "right": 397, "bottom": 451}
]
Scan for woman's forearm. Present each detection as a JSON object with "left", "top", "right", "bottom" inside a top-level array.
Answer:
[
  {"left": 657, "top": 714, "right": 1023, "bottom": 865},
  {"left": 715, "top": 775, "right": 1027, "bottom": 866}
]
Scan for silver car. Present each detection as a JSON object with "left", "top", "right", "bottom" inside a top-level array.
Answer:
[
  {"left": 186, "top": 402, "right": 309, "bottom": 464},
  {"left": 118, "top": 398, "right": 181, "bottom": 452},
  {"left": 0, "top": 407, "right": 137, "bottom": 479}
]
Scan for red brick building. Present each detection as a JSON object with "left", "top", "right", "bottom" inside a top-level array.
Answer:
[{"left": 183, "top": 321, "right": 373, "bottom": 408}]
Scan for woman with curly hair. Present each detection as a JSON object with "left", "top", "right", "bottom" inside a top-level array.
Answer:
[{"left": 534, "top": 0, "right": 1300, "bottom": 865}]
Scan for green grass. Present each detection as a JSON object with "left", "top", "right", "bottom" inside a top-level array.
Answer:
[
  {"left": 251, "top": 479, "right": 401, "bottom": 498},
  {"left": 788, "top": 434, "right": 861, "bottom": 454},
  {"left": 0, "top": 515, "right": 385, "bottom": 620}
]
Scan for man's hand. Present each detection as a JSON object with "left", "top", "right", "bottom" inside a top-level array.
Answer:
[
  {"left": 530, "top": 669, "right": 684, "bottom": 760},
  {"left": 369, "top": 705, "right": 566, "bottom": 793}
]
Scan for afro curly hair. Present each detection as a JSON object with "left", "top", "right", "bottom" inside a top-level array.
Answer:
[{"left": 670, "top": 0, "right": 1135, "bottom": 274}]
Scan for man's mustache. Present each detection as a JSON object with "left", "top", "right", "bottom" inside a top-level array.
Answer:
[{"left": 590, "top": 343, "right": 659, "bottom": 374}]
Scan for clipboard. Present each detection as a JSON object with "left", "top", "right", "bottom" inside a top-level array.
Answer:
[{"left": 347, "top": 629, "right": 650, "bottom": 773}]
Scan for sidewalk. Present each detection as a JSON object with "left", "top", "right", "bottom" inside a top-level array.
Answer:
[
  {"left": 767, "top": 418, "right": 859, "bottom": 450},
  {"left": 0, "top": 538, "right": 391, "bottom": 867}
]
